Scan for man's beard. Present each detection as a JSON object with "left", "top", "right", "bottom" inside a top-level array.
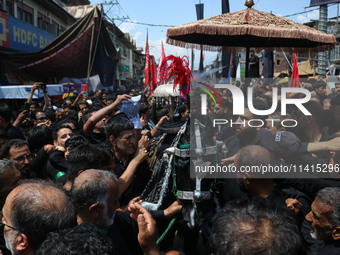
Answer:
[
  {"left": 4, "top": 229, "right": 18, "bottom": 255},
  {"left": 102, "top": 211, "right": 115, "bottom": 227},
  {"left": 101, "top": 201, "right": 115, "bottom": 228},
  {"left": 310, "top": 226, "right": 332, "bottom": 241}
]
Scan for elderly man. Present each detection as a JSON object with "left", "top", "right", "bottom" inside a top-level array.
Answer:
[
  {"left": 2, "top": 180, "right": 76, "bottom": 255},
  {"left": 71, "top": 169, "right": 181, "bottom": 255},
  {"left": 71, "top": 169, "right": 141, "bottom": 255},
  {"left": 0, "top": 160, "right": 21, "bottom": 255},
  {"left": 211, "top": 201, "right": 303, "bottom": 255},
  {"left": 72, "top": 170, "right": 120, "bottom": 229},
  {"left": 35, "top": 223, "right": 115, "bottom": 255},
  {"left": 306, "top": 187, "right": 340, "bottom": 254}
]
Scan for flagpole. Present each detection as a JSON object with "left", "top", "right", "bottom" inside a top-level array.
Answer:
[{"left": 144, "top": 28, "right": 150, "bottom": 91}]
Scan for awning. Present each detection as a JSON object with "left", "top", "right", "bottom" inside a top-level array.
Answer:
[
  {"left": 0, "top": 85, "right": 64, "bottom": 99},
  {"left": 298, "top": 60, "right": 313, "bottom": 76},
  {"left": 0, "top": 6, "right": 119, "bottom": 87}
]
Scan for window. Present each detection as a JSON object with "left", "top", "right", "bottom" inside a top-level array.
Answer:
[
  {"left": 16, "top": 3, "right": 33, "bottom": 25},
  {"left": 38, "top": 12, "right": 50, "bottom": 32},
  {"left": 5, "top": 0, "right": 13, "bottom": 16},
  {"left": 49, "top": 20, "right": 59, "bottom": 36},
  {"left": 17, "top": 7, "right": 33, "bottom": 24}
]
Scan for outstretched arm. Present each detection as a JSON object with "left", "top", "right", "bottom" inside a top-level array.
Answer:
[
  {"left": 150, "top": 116, "right": 169, "bottom": 137},
  {"left": 118, "top": 136, "right": 148, "bottom": 194},
  {"left": 42, "top": 87, "right": 49, "bottom": 111},
  {"left": 71, "top": 91, "right": 83, "bottom": 107},
  {"left": 27, "top": 82, "right": 43, "bottom": 103},
  {"left": 83, "top": 94, "right": 131, "bottom": 136},
  {"left": 307, "top": 137, "right": 340, "bottom": 153}
]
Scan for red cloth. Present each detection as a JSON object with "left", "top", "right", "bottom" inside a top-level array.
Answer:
[
  {"left": 157, "top": 42, "right": 167, "bottom": 85},
  {"left": 289, "top": 52, "right": 300, "bottom": 88},
  {"left": 144, "top": 34, "right": 150, "bottom": 88},
  {"left": 150, "top": 56, "right": 157, "bottom": 94}
]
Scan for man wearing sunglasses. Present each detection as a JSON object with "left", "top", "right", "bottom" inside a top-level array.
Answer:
[
  {"left": 1, "top": 140, "right": 34, "bottom": 179},
  {"left": 30, "top": 110, "right": 49, "bottom": 127}
]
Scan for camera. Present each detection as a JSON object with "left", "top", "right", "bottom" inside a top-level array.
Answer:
[{"left": 41, "top": 83, "right": 46, "bottom": 90}]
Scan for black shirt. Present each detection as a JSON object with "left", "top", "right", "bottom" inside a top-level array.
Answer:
[
  {"left": 318, "top": 242, "right": 340, "bottom": 255},
  {"left": 115, "top": 158, "right": 151, "bottom": 206}
]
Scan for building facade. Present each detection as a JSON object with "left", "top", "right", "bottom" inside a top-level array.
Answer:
[
  {"left": 0, "top": 0, "right": 78, "bottom": 52},
  {"left": 107, "top": 24, "right": 144, "bottom": 87}
]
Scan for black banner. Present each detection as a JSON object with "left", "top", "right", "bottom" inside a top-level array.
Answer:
[
  {"left": 196, "top": 4, "right": 204, "bottom": 72},
  {"left": 310, "top": 0, "right": 340, "bottom": 6},
  {"left": 221, "top": 0, "right": 230, "bottom": 78},
  {"left": 195, "top": 4, "right": 204, "bottom": 20},
  {"left": 222, "top": 0, "right": 230, "bottom": 13},
  {"left": 93, "top": 38, "right": 117, "bottom": 88}
]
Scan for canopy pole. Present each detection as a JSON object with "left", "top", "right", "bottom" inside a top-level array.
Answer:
[
  {"left": 87, "top": 25, "right": 96, "bottom": 84},
  {"left": 318, "top": 4, "right": 328, "bottom": 79},
  {"left": 281, "top": 49, "right": 293, "bottom": 70},
  {"left": 191, "top": 49, "right": 194, "bottom": 72},
  {"left": 245, "top": 47, "right": 249, "bottom": 78},
  {"left": 87, "top": 8, "right": 104, "bottom": 85}
]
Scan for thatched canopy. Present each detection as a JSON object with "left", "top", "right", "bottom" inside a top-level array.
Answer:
[{"left": 167, "top": 7, "right": 336, "bottom": 52}]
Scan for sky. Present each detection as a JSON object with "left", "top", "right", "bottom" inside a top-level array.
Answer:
[{"left": 90, "top": 0, "right": 339, "bottom": 69}]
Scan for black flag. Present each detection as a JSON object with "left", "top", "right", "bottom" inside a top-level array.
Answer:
[
  {"left": 221, "top": 0, "right": 230, "bottom": 78},
  {"left": 196, "top": 4, "right": 204, "bottom": 73},
  {"left": 262, "top": 50, "right": 274, "bottom": 79},
  {"left": 222, "top": 0, "right": 230, "bottom": 13}
]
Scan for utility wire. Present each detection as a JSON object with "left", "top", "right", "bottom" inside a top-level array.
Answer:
[
  {"left": 120, "top": 20, "right": 174, "bottom": 27},
  {"left": 284, "top": 3, "right": 337, "bottom": 18},
  {"left": 115, "top": 3, "right": 338, "bottom": 28}
]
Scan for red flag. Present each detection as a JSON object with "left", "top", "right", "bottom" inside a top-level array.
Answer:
[
  {"left": 289, "top": 52, "right": 300, "bottom": 88},
  {"left": 150, "top": 56, "right": 157, "bottom": 94},
  {"left": 144, "top": 33, "right": 150, "bottom": 88},
  {"left": 157, "top": 42, "right": 168, "bottom": 84}
]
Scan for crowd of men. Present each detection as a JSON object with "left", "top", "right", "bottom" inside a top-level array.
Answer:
[{"left": 0, "top": 78, "right": 338, "bottom": 254}]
